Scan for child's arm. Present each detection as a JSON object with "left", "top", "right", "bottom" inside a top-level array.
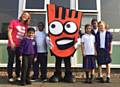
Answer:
[
  {"left": 109, "top": 42, "right": 112, "bottom": 55},
  {"left": 94, "top": 43, "right": 97, "bottom": 56},
  {"left": 19, "top": 38, "right": 26, "bottom": 60},
  {"left": 81, "top": 42, "right": 85, "bottom": 56},
  {"left": 109, "top": 32, "right": 113, "bottom": 55}
]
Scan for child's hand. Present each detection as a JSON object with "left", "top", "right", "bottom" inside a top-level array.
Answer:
[
  {"left": 95, "top": 51, "right": 97, "bottom": 56},
  {"left": 109, "top": 51, "right": 112, "bottom": 57},
  {"left": 34, "top": 57, "right": 37, "bottom": 62},
  {"left": 19, "top": 56, "right": 22, "bottom": 62}
]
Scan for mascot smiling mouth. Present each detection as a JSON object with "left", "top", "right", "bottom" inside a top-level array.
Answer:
[{"left": 56, "top": 38, "right": 75, "bottom": 50}]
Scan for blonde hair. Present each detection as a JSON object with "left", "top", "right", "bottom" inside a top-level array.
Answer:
[
  {"left": 98, "top": 21, "right": 109, "bottom": 29},
  {"left": 19, "top": 11, "right": 31, "bottom": 24}
]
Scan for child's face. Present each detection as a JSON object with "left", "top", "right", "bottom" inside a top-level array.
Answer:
[
  {"left": 98, "top": 22, "right": 106, "bottom": 31},
  {"left": 27, "top": 31, "right": 35, "bottom": 39},
  {"left": 21, "top": 12, "right": 30, "bottom": 22},
  {"left": 38, "top": 24, "right": 44, "bottom": 31},
  {"left": 92, "top": 21, "right": 98, "bottom": 29},
  {"left": 85, "top": 26, "right": 92, "bottom": 34}
]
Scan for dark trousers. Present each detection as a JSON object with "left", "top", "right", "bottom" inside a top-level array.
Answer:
[
  {"left": 33, "top": 53, "right": 47, "bottom": 79},
  {"left": 55, "top": 57, "right": 72, "bottom": 77},
  {"left": 21, "top": 55, "right": 33, "bottom": 83},
  {"left": 7, "top": 46, "right": 21, "bottom": 78}
]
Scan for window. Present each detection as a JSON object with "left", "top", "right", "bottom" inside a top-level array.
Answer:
[
  {"left": 0, "top": 0, "right": 18, "bottom": 40},
  {"left": 78, "top": 0, "right": 97, "bottom": 10},
  {"left": 80, "top": 14, "right": 97, "bottom": 33},
  {"left": 50, "top": 0, "right": 70, "bottom": 8},
  {"left": 76, "top": 0, "right": 100, "bottom": 30},
  {"left": 23, "top": 0, "right": 46, "bottom": 11},
  {"left": 30, "top": 13, "right": 46, "bottom": 26}
]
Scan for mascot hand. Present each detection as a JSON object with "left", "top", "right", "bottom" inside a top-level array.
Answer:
[
  {"left": 74, "top": 38, "right": 81, "bottom": 49},
  {"left": 46, "top": 36, "right": 54, "bottom": 49}
]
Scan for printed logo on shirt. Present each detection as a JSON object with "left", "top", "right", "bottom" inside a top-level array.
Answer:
[{"left": 16, "top": 26, "right": 26, "bottom": 39}]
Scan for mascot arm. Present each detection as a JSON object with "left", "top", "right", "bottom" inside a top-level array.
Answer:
[{"left": 74, "top": 38, "right": 81, "bottom": 49}]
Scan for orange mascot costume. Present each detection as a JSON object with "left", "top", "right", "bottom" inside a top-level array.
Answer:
[{"left": 47, "top": 4, "right": 82, "bottom": 82}]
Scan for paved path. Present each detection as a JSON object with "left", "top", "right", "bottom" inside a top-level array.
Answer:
[{"left": 0, "top": 77, "right": 119, "bottom": 87}]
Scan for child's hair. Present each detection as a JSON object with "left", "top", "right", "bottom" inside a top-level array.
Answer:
[
  {"left": 98, "top": 21, "right": 108, "bottom": 29},
  {"left": 85, "top": 24, "right": 91, "bottom": 29},
  {"left": 98, "top": 21, "right": 106, "bottom": 25},
  {"left": 19, "top": 11, "right": 31, "bottom": 24},
  {"left": 84, "top": 24, "right": 91, "bottom": 33},
  {"left": 91, "top": 18, "right": 97, "bottom": 24},
  {"left": 27, "top": 27, "right": 35, "bottom": 33}
]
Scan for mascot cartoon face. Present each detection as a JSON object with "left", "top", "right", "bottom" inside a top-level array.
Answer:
[{"left": 47, "top": 4, "right": 82, "bottom": 58}]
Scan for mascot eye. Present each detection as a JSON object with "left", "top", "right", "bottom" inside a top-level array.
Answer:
[
  {"left": 49, "top": 21, "right": 63, "bottom": 35},
  {"left": 64, "top": 22, "right": 77, "bottom": 34}
]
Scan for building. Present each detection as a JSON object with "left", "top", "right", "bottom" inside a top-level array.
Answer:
[{"left": 0, "top": 0, "right": 120, "bottom": 68}]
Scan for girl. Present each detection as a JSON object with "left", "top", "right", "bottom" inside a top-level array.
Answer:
[
  {"left": 7, "top": 11, "right": 31, "bottom": 83},
  {"left": 81, "top": 24, "right": 97, "bottom": 83},
  {"left": 96, "top": 21, "right": 112, "bottom": 83}
]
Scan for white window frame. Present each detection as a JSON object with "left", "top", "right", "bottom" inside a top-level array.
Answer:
[
  {"left": 23, "top": 0, "right": 49, "bottom": 11},
  {"left": 76, "top": 0, "right": 101, "bottom": 21}
]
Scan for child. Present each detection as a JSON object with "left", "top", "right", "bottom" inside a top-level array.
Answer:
[
  {"left": 7, "top": 11, "right": 31, "bottom": 83},
  {"left": 96, "top": 21, "right": 112, "bottom": 83},
  {"left": 91, "top": 19, "right": 100, "bottom": 80},
  {"left": 91, "top": 19, "right": 98, "bottom": 35},
  {"left": 19, "top": 27, "right": 37, "bottom": 85},
  {"left": 32, "top": 22, "right": 48, "bottom": 82},
  {"left": 81, "top": 24, "right": 97, "bottom": 83}
]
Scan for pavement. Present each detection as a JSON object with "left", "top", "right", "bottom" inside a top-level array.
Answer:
[{"left": 0, "top": 69, "right": 119, "bottom": 87}]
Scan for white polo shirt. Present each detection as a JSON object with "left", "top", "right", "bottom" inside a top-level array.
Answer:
[
  {"left": 100, "top": 31, "right": 106, "bottom": 48},
  {"left": 81, "top": 33, "right": 95, "bottom": 55}
]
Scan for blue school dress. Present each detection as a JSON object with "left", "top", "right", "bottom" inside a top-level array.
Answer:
[{"left": 96, "top": 31, "right": 112, "bottom": 65}]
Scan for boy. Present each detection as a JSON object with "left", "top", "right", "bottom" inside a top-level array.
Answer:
[
  {"left": 32, "top": 22, "right": 48, "bottom": 82},
  {"left": 19, "top": 27, "right": 37, "bottom": 85}
]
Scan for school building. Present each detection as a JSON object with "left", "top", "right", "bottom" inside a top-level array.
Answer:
[{"left": 0, "top": 0, "right": 120, "bottom": 68}]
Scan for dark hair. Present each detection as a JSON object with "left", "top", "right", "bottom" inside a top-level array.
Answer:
[
  {"left": 27, "top": 27, "right": 35, "bottom": 33},
  {"left": 37, "top": 22, "right": 45, "bottom": 28},
  {"left": 91, "top": 19, "right": 97, "bottom": 24},
  {"left": 85, "top": 24, "right": 91, "bottom": 29}
]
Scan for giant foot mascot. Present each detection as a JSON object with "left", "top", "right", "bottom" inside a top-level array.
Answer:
[{"left": 47, "top": 4, "right": 82, "bottom": 83}]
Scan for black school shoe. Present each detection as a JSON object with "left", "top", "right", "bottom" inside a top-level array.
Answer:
[
  {"left": 41, "top": 78, "right": 48, "bottom": 82},
  {"left": 26, "top": 80, "right": 32, "bottom": 85},
  {"left": 49, "top": 75, "right": 62, "bottom": 82},
  {"left": 84, "top": 78, "right": 89, "bottom": 83},
  {"left": 99, "top": 77, "right": 104, "bottom": 83},
  {"left": 18, "top": 81, "right": 26, "bottom": 86},
  {"left": 84, "top": 78, "right": 92, "bottom": 83},
  {"left": 106, "top": 77, "right": 110, "bottom": 83},
  {"left": 63, "top": 75, "right": 76, "bottom": 83}
]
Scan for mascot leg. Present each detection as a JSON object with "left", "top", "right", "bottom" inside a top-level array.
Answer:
[
  {"left": 63, "top": 58, "right": 76, "bottom": 83},
  {"left": 49, "top": 58, "right": 63, "bottom": 82}
]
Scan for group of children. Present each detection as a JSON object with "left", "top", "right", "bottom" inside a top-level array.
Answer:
[
  {"left": 7, "top": 11, "right": 49, "bottom": 86},
  {"left": 81, "top": 19, "right": 112, "bottom": 83},
  {"left": 7, "top": 14, "right": 112, "bottom": 85}
]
